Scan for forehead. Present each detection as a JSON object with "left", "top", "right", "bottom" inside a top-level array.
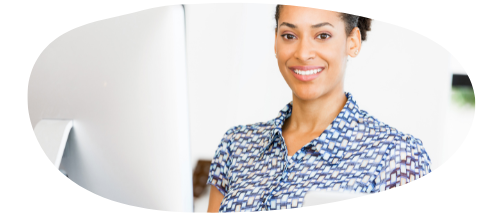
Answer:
[{"left": 278, "top": 6, "right": 343, "bottom": 27}]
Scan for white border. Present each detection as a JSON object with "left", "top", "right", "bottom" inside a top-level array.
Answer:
[{"left": 1, "top": 0, "right": 493, "bottom": 216}]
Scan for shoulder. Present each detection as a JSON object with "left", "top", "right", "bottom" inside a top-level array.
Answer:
[
  {"left": 223, "top": 120, "right": 272, "bottom": 137},
  {"left": 357, "top": 109, "right": 431, "bottom": 191},
  {"left": 358, "top": 109, "right": 429, "bottom": 155},
  {"left": 358, "top": 109, "right": 431, "bottom": 169},
  {"left": 219, "top": 120, "right": 274, "bottom": 149}
]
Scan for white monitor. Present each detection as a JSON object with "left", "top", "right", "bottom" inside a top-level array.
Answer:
[{"left": 28, "top": 5, "right": 193, "bottom": 212}]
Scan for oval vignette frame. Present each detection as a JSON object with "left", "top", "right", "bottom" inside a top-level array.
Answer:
[{"left": 27, "top": 3, "right": 475, "bottom": 213}]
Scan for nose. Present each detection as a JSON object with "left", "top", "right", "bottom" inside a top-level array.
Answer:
[{"left": 294, "top": 37, "right": 316, "bottom": 61}]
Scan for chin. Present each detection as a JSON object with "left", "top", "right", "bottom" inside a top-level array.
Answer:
[{"left": 293, "top": 88, "right": 322, "bottom": 101}]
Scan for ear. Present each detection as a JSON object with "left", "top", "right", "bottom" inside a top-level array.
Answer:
[
  {"left": 347, "top": 27, "right": 362, "bottom": 57},
  {"left": 274, "top": 30, "right": 278, "bottom": 55}
]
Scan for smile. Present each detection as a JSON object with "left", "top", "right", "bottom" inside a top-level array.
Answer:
[
  {"left": 288, "top": 66, "right": 324, "bottom": 82},
  {"left": 293, "top": 68, "right": 322, "bottom": 75}
]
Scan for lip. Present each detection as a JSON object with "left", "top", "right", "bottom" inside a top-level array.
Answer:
[{"left": 288, "top": 66, "right": 325, "bottom": 82}]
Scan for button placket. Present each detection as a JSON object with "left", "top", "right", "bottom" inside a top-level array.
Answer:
[
  {"left": 268, "top": 165, "right": 286, "bottom": 209},
  {"left": 258, "top": 135, "right": 281, "bottom": 211},
  {"left": 262, "top": 122, "right": 312, "bottom": 211}
]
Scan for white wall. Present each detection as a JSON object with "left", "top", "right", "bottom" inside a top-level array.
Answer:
[
  {"left": 344, "top": 18, "right": 452, "bottom": 169},
  {"left": 28, "top": 6, "right": 193, "bottom": 212},
  {"left": 185, "top": 3, "right": 292, "bottom": 167},
  {"left": 185, "top": 3, "right": 452, "bottom": 171}
]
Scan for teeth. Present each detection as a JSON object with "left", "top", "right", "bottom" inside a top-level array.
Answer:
[{"left": 294, "top": 68, "right": 322, "bottom": 75}]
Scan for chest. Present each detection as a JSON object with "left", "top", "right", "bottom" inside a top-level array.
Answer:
[
  {"left": 282, "top": 129, "right": 325, "bottom": 156},
  {"left": 219, "top": 141, "right": 380, "bottom": 212}
]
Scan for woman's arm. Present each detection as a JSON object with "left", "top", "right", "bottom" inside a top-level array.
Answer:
[
  {"left": 372, "top": 135, "right": 431, "bottom": 193},
  {"left": 206, "top": 125, "right": 239, "bottom": 212},
  {"left": 207, "top": 185, "right": 224, "bottom": 213}
]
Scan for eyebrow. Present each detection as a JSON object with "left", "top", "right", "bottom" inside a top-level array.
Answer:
[
  {"left": 311, "top": 22, "right": 334, "bottom": 28},
  {"left": 279, "top": 22, "right": 334, "bottom": 29}
]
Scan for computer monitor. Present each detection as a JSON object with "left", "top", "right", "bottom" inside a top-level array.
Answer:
[{"left": 28, "top": 5, "right": 193, "bottom": 212}]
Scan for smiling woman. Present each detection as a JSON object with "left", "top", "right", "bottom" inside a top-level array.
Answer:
[{"left": 206, "top": 5, "right": 431, "bottom": 212}]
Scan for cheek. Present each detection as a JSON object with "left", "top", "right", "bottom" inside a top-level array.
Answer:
[
  {"left": 277, "top": 52, "right": 293, "bottom": 72},
  {"left": 277, "top": 49, "right": 294, "bottom": 62},
  {"left": 319, "top": 48, "right": 346, "bottom": 70},
  {"left": 276, "top": 40, "right": 297, "bottom": 57},
  {"left": 276, "top": 56, "right": 291, "bottom": 82}
]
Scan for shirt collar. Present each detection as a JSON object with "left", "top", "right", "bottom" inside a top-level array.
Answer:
[{"left": 261, "top": 92, "right": 359, "bottom": 156}]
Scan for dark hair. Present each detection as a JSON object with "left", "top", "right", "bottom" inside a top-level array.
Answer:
[{"left": 274, "top": 5, "right": 372, "bottom": 41}]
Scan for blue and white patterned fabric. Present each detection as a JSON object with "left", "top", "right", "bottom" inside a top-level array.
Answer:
[{"left": 207, "top": 92, "right": 431, "bottom": 212}]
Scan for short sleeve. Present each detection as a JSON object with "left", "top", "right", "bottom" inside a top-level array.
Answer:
[
  {"left": 206, "top": 126, "right": 237, "bottom": 196},
  {"left": 371, "top": 135, "right": 432, "bottom": 193}
]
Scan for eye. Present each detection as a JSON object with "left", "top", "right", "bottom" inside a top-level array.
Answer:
[
  {"left": 316, "top": 33, "right": 331, "bottom": 40},
  {"left": 281, "top": 34, "right": 296, "bottom": 40}
]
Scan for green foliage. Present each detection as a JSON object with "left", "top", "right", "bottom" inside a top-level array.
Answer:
[{"left": 451, "top": 86, "right": 475, "bottom": 107}]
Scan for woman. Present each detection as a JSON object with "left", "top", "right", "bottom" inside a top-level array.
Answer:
[{"left": 206, "top": 5, "right": 431, "bottom": 212}]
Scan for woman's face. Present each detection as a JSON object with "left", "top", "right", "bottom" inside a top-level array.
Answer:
[{"left": 275, "top": 6, "right": 361, "bottom": 101}]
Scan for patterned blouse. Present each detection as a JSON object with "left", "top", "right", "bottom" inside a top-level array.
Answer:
[{"left": 207, "top": 92, "right": 431, "bottom": 212}]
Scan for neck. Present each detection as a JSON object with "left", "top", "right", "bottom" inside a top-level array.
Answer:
[{"left": 283, "top": 87, "right": 347, "bottom": 134}]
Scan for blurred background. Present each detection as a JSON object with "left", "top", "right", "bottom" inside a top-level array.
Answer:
[{"left": 28, "top": 3, "right": 474, "bottom": 213}]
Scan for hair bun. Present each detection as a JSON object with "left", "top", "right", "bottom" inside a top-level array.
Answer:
[{"left": 357, "top": 17, "right": 372, "bottom": 41}]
